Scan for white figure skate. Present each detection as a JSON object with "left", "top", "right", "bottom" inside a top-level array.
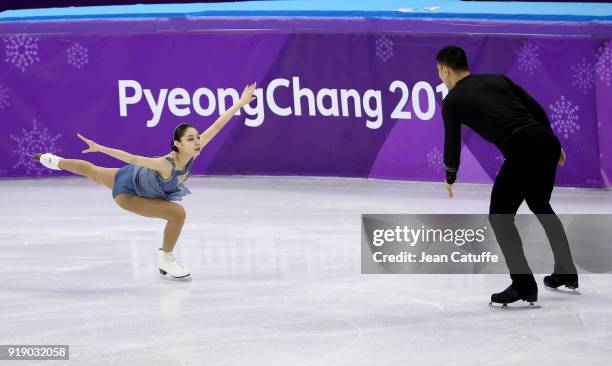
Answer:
[
  {"left": 157, "top": 249, "right": 191, "bottom": 280},
  {"left": 34, "top": 153, "right": 62, "bottom": 170}
]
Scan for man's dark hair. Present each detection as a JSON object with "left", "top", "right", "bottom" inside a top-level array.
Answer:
[{"left": 436, "top": 45, "right": 469, "bottom": 71}]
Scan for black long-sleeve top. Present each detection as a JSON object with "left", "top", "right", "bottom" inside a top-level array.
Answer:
[{"left": 441, "top": 74, "right": 552, "bottom": 183}]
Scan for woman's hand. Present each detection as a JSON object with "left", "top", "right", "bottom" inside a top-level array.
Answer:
[
  {"left": 199, "top": 82, "right": 258, "bottom": 148},
  {"left": 77, "top": 133, "right": 102, "bottom": 154},
  {"left": 239, "top": 82, "right": 257, "bottom": 106}
]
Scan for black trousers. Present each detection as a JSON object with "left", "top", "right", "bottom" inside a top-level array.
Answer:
[{"left": 488, "top": 125, "right": 577, "bottom": 289}]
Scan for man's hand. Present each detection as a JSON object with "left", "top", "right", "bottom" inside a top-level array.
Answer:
[
  {"left": 559, "top": 147, "right": 566, "bottom": 166},
  {"left": 445, "top": 182, "right": 454, "bottom": 198}
]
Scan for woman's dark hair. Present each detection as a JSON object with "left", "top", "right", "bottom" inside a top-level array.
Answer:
[
  {"left": 171, "top": 123, "right": 196, "bottom": 152},
  {"left": 436, "top": 45, "right": 469, "bottom": 71}
]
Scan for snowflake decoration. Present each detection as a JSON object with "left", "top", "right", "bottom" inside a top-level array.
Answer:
[
  {"left": 571, "top": 58, "right": 595, "bottom": 94},
  {"left": 4, "top": 34, "right": 39, "bottom": 72},
  {"left": 427, "top": 147, "right": 444, "bottom": 173},
  {"left": 10, "top": 119, "right": 61, "bottom": 176},
  {"left": 516, "top": 41, "right": 541, "bottom": 76},
  {"left": 375, "top": 35, "right": 394, "bottom": 63},
  {"left": 0, "top": 85, "right": 9, "bottom": 109},
  {"left": 596, "top": 41, "right": 612, "bottom": 87},
  {"left": 548, "top": 96, "right": 580, "bottom": 139},
  {"left": 67, "top": 42, "right": 88, "bottom": 69}
]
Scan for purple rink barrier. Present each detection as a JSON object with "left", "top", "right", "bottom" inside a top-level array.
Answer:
[{"left": 0, "top": 17, "right": 611, "bottom": 188}]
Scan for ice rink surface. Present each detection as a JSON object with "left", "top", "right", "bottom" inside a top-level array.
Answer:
[{"left": 1, "top": 176, "right": 611, "bottom": 365}]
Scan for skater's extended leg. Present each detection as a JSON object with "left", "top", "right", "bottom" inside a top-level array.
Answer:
[
  {"left": 58, "top": 159, "right": 118, "bottom": 189},
  {"left": 35, "top": 153, "right": 118, "bottom": 189}
]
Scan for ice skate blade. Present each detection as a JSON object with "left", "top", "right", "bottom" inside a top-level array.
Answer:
[
  {"left": 489, "top": 301, "right": 541, "bottom": 310},
  {"left": 159, "top": 269, "right": 192, "bottom": 281},
  {"left": 545, "top": 286, "right": 581, "bottom": 295}
]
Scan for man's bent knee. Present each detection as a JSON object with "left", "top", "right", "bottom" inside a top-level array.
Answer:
[{"left": 526, "top": 200, "right": 553, "bottom": 214}]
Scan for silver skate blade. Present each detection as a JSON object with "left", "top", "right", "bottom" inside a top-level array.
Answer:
[
  {"left": 545, "top": 286, "right": 581, "bottom": 295},
  {"left": 489, "top": 302, "right": 541, "bottom": 310},
  {"left": 160, "top": 274, "right": 192, "bottom": 282},
  {"left": 159, "top": 270, "right": 192, "bottom": 282}
]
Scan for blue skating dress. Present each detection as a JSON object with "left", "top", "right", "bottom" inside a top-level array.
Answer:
[{"left": 112, "top": 156, "right": 194, "bottom": 201}]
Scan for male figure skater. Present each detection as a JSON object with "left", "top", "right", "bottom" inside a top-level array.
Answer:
[{"left": 436, "top": 45, "right": 578, "bottom": 307}]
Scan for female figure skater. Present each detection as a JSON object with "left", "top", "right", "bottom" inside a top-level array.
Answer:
[{"left": 35, "top": 83, "right": 257, "bottom": 279}]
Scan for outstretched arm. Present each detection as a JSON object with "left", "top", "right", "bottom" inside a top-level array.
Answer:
[
  {"left": 199, "top": 83, "right": 257, "bottom": 149},
  {"left": 77, "top": 133, "right": 172, "bottom": 175},
  {"left": 442, "top": 100, "right": 461, "bottom": 198}
]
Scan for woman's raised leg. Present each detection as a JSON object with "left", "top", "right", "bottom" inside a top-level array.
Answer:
[{"left": 58, "top": 159, "right": 118, "bottom": 189}]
